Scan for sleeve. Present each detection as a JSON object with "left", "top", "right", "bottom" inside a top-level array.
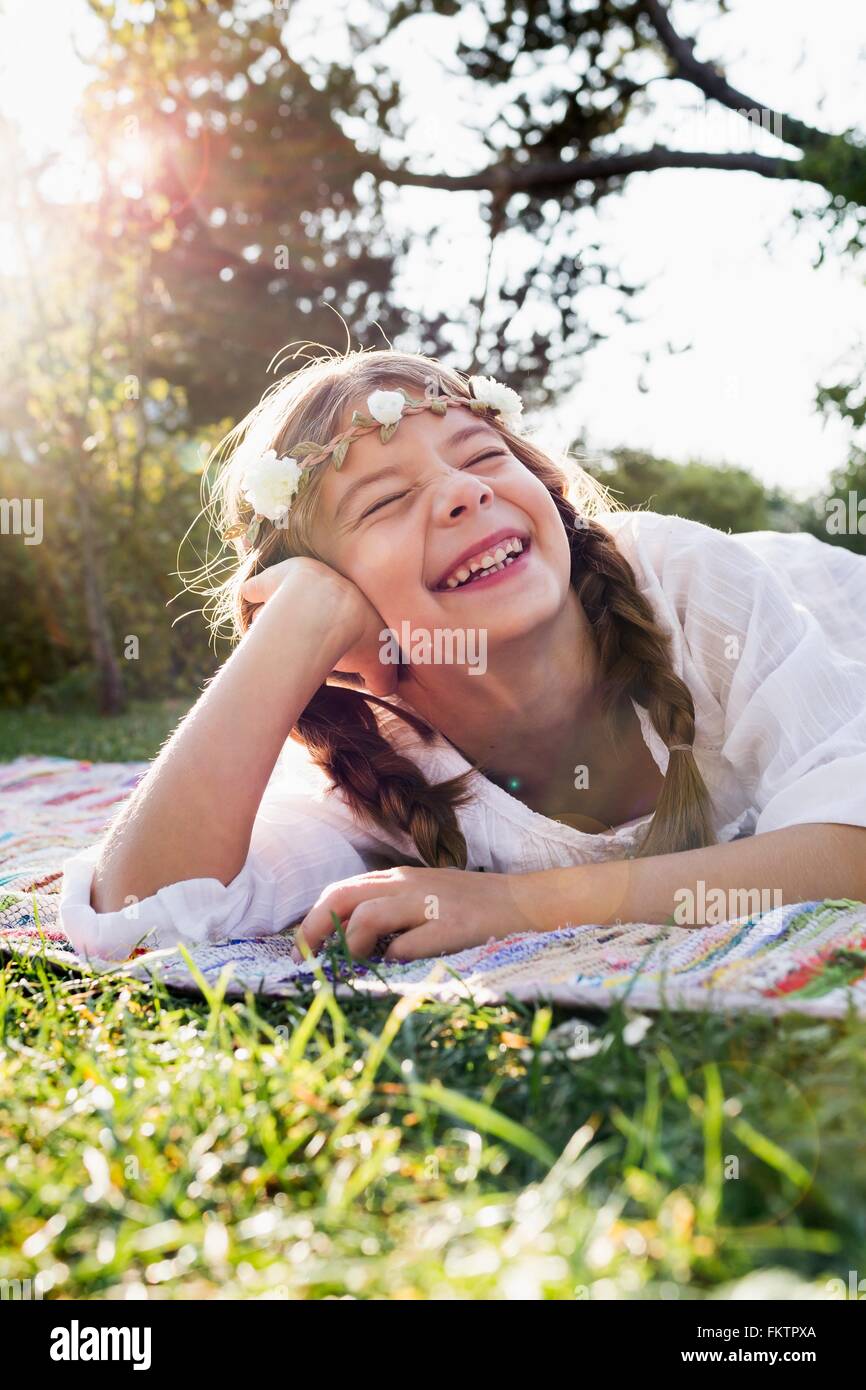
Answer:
[
  {"left": 665, "top": 516, "right": 866, "bottom": 838},
  {"left": 58, "top": 767, "right": 381, "bottom": 962}
]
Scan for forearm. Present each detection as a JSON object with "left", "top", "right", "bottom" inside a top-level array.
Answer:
[
  {"left": 92, "top": 578, "right": 355, "bottom": 912},
  {"left": 534, "top": 823, "right": 866, "bottom": 930}
]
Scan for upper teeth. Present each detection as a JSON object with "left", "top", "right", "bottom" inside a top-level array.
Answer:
[{"left": 442, "top": 537, "right": 525, "bottom": 589}]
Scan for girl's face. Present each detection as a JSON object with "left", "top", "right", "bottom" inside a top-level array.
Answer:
[{"left": 308, "top": 401, "right": 573, "bottom": 647}]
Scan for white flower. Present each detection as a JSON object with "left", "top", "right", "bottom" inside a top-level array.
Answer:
[
  {"left": 468, "top": 375, "right": 524, "bottom": 431},
  {"left": 241, "top": 449, "right": 302, "bottom": 522},
  {"left": 622, "top": 1014, "right": 654, "bottom": 1047},
  {"left": 367, "top": 389, "right": 405, "bottom": 426}
]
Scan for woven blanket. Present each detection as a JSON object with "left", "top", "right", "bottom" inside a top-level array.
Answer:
[{"left": 2, "top": 754, "right": 866, "bottom": 1018}]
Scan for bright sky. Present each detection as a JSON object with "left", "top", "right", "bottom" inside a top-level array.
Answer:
[
  {"left": 557, "top": 1, "right": 866, "bottom": 498},
  {"left": 0, "top": 0, "right": 99, "bottom": 152},
  {"left": 2, "top": 0, "right": 863, "bottom": 498}
]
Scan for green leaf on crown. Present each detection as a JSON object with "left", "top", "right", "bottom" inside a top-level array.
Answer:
[
  {"left": 331, "top": 437, "right": 350, "bottom": 469},
  {"left": 379, "top": 421, "right": 399, "bottom": 443},
  {"left": 293, "top": 440, "right": 324, "bottom": 459},
  {"left": 429, "top": 399, "right": 447, "bottom": 415}
]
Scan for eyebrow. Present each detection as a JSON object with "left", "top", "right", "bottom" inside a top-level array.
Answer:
[{"left": 334, "top": 422, "right": 501, "bottom": 521}]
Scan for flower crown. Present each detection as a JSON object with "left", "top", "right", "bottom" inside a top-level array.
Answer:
[{"left": 223, "top": 375, "right": 524, "bottom": 553}]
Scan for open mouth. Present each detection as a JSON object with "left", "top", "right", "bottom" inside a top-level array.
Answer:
[{"left": 434, "top": 534, "right": 530, "bottom": 592}]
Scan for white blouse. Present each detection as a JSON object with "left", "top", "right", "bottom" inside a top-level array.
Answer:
[{"left": 60, "top": 509, "right": 866, "bottom": 960}]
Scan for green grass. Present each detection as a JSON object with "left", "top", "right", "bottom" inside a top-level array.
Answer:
[
  {"left": 3, "top": 949, "right": 866, "bottom": 1300},
  {"left": 0, "top": 698, "right": 188, "bottom": 762},
  {"left": 2, "top": 703, "right": 865, "bottom": 1300}
]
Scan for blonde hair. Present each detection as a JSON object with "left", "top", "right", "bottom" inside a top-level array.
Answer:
[{"left": 187, "top": 345, "right": 716, "bottom": 863}]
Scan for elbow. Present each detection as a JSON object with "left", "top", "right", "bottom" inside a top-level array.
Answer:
[
  {"left": 90, "top": 856, "right": 129, "bottom": 916},
  {"left": 89, "top": 838, "right": 155, "bottom": 916}
]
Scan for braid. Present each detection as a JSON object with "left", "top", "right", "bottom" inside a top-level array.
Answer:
[
  {"left": 295, "top": 683, "right": 473, "bottom": 867},
  {"left": 552, "top": 497, "right": 717, "bottom": 856}
]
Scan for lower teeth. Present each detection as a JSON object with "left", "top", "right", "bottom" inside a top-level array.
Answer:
[{"left": 458, "top": 556, "right": 515, "bottom": 587}]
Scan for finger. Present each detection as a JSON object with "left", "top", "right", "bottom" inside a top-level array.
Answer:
[
  {"left": 294, "top": 873, "right": 402, "bottom": 957},
  {"left": 383, "top": 920, "right": 475, "bottom": 963},
  {"left": 342, "top": 896, "right": 424, "bottom": 960},
  {"left": 240, "top": 572, "right": 271, "bottom": 602},
  {"left": 362, "top": 661, "right": 399, "bottom": 698}
]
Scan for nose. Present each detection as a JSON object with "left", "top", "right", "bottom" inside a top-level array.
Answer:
[{"left": 432, "top": 468, "right": 494, "bottom": 526}]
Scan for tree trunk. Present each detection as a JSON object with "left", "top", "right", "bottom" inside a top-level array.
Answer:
[{"left": 74, "top": 485, "right": 126, "bottom": 716}]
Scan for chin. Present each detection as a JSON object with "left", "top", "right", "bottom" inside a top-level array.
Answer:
[{"left": 487, "top": 600, "right": 562, "bottom": 646}]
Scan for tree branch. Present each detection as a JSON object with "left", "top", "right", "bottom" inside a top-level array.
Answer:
[
  {"left": 642, "top": 0, "right": 827, "bottom": 152},
  {"left": 368, "top": 145, "right": 799, "bottom": 195}
]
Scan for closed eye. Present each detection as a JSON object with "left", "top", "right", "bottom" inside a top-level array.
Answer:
[
  {"left": 360, "top": 490, "right": 410, "bottom": 519},
  {"left": 461, "top": 450, "right": 507, "bottom": 469}
]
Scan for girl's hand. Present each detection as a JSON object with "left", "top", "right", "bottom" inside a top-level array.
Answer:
[
  {"left": 241, "top": 556, "right": 397, "bottom": 697},
  {"left": 291, "top": 865, "right": 552, "bottom": 964}
]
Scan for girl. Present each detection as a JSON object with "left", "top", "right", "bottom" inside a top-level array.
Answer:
[{"left": 60, "top": 349, "right": 866, "bottom": 964}]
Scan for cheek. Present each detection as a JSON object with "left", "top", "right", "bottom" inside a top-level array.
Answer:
[
  {"left": 547, "top": 512, "right": 573, "bottom": 584},
  {"left": 517, "top": 482, "right": 571, "bottom": 577}
]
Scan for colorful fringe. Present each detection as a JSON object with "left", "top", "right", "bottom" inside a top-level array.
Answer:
[{"left": 2, "top": 754, "right": 866, "bottom": 1018}]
